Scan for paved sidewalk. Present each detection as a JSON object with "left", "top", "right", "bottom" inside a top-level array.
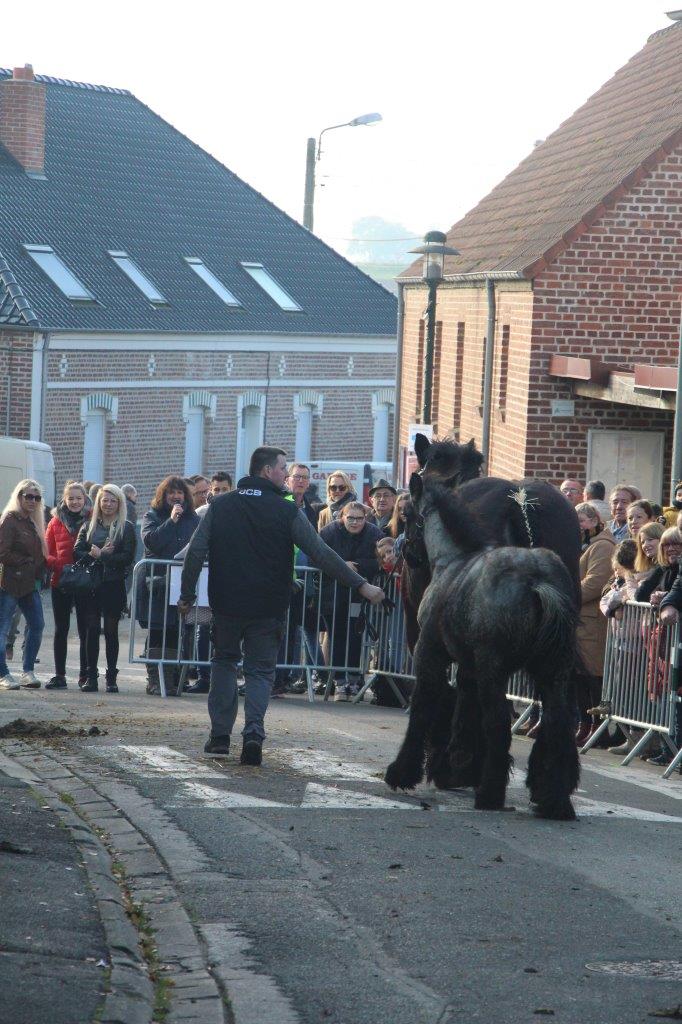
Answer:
[{"left": 0, "top": 767, "right": 106, "bottom": 1024}]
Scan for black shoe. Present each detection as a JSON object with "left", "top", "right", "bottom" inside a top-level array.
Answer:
[
  {"left": 204, "top": 735, "right": 230, "bottom": 756},
  {"left": 77, "top": 674, "right": 88, "bottom": 689},
  {"left": 106, "top": 683, "right": 119, "bottom": 693},
  {"left": 240, "top": 735, "right": 263, "bottom": 766},
  {"left": 46, "top": 675, "right": 67, "bottom": 690},
  {"left": 290, "top": 678, "right": 307, "bottom": 694},
  {"left": 647, "top": 752, "right": 672, "bottom": 766},
  {"left": 105, "top": 670, "right": 118, "bottom": 694},
  {"left": 187, "top": 668, "right": 199, "bottom": 682},
  {"left": 186, "top": 681, "right": 210, "bottom": 694},
  {"left": 81, "top": 680, "right": 99, "bottom": 692}
]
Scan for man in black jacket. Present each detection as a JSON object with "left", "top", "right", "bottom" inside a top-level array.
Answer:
[{"left": 179, "top": 446, "right": 385, "bottom": 765}]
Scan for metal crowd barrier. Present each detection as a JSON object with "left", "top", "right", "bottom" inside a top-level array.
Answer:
[
  {"left": 128, "top": 558, "right": 414, "bottom": 706},
  {"left": 580, "top": 601, "right": 681, "bottom": 777}
]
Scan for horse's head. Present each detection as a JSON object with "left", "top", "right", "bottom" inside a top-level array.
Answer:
[
  {"left": 414, "top": 433, "right": 484, "bottom": 487},
  {"left": 402, "top": 474, "right": 429, "bottom": 569},
  {"left": 408, "top": 470, "right": 490, "bottom": 560}
]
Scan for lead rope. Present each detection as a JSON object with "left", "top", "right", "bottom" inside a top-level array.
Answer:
[{"left": 508, "top": 487, "right": 539, "bottom": 547}]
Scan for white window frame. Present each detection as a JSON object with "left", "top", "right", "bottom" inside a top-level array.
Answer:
[
  {"left": 80, "top": 393, "right": 118, "bottom": 482},
  {"left": 184, "top": 258, "right": 241, "bottom": 307},
  {"left": 24, "top": 244, "right": 95, "bottom": 301},
  {"left": 293, "top": 390, "right": 323, "bottom": 462},
  {"left": 182, "top": 391, "right": 217, "bottom": 476},
  {"left": 235, "top": 391, "right": 266, "bottom": 481},
  {"left": 371, "top": 388, "right": 395, "bottom": 463},
  {"left": 240, "top": 262, "right": 302, "bottom": 311},
  {"left": 108, "top": 250, "right": 167, "bottom": 304}
]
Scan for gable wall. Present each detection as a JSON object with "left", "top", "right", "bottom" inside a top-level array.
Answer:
[{"left": 525, "top": 150, "right": 682, "bottom": 482}]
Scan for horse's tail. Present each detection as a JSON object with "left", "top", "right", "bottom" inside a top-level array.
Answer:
[{"left": 530, "top": 582, "right": 579, "bottom": 670}]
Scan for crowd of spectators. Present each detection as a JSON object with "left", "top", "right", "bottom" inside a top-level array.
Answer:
[
  {"left": 0, "top": 464, "right": 408, "bottom": 707},
  {"left": 555, "top": 475, "right": 682, "bottom": 765}
]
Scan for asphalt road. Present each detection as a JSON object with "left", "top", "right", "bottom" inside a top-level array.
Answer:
[{"left": 2, "top": 653, "right": 682, "bottom": 1024}]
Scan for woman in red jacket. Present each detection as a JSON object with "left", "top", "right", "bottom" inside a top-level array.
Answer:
[{"left": 45, "top": 481, "right": 90, "bottom": 689}]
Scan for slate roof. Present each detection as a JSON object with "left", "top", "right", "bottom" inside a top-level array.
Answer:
[
  {"left": 401, "top": 20, "right": 682, "bottom": 281},
  {"left": 0, "top": 70, "right": 396, "bottom": 335}
]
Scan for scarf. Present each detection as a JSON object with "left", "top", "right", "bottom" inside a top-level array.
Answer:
[
  {"left": 57, "top": 501, "right": 88, "bottom": 535},
  {"left": 327, "top": 488, "right": 356, "bottom": 520}
]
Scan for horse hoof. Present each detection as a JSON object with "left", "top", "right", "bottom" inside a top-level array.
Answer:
[
  {"left": 385, "top": 760, "right": 422, "bottom": 791},
  {"left": 474, "top": 790, "right": 506, "bottom": 811},
  {"left": 534, "top": 801, "right": 576, "bottom": 821}
]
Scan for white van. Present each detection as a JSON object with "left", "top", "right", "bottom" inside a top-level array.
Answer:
[
  {"left": 0, "top": 437, "right": 56, "bottom": 509},
  {"left": 307, "top": 461, "right": 393, "bottom": 505}
]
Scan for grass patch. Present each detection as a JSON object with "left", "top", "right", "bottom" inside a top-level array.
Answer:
[{"left": 59, "top": 791, "right": 76, "bottom": 807}]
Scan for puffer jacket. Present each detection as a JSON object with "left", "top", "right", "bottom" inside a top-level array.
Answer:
[
  {"left": 0, "top": 512, "right": 45, "bottom": 598},
  {"left": 46, "top": 504, "right": 90, "bottom": 587}
]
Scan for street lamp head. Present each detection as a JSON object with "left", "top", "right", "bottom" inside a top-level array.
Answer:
[
  {"left": 409, "top": 230, "right": 461, "bottom": 282},
  {"left": 348, "top": 112, "right": 382, "bottom": 127}
]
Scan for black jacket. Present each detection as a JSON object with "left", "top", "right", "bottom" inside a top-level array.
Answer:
[
  {"left": 658, "top": 564, "right": 682, "bottom": 611},
  {"left": 74, "top": 519, "right": 136, "bottom": 583},
  {"left": 141, "top": 504, "right": 199, "bottom": 560},
  {"left": 635, "top": 562, "right": 679, "bottom": 604},
  {"left": 181, "top": 476, "right": 367, "bottom": 620},
  {"left": 319, "top": 520, "right": 383, "bottom": 582}
]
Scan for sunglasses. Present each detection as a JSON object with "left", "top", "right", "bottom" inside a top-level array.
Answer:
[
  {"left": 329, "top": 484, "right": 347, "bottom": 492},
  {"left": 22, "top": 493, "right": 41, "bottom": 502}
]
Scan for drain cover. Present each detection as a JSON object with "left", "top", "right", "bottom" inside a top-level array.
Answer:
[{"left": 585, "top": 961, "right": 682, "bottom": 980}]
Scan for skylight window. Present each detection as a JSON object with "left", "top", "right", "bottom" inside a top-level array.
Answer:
[
  {"left": 108, "top": 251, "right": 167, "bottom": 304},
  {"left": 240, "top": 262, "right": 302, "bottom": 312},
  {"left": 23, "top": 245, "right": 95, "bottom": 302},
  {"left": 184, "top": 258, "right": 241, "bottom": 307}
]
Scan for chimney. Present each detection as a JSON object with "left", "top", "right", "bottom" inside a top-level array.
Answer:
[{"left": 0, "top": 65, "right": 46, "bottom": 176}]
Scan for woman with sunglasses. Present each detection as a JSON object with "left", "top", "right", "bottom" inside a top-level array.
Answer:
[
  {"left": 0, "top": 479, "right": 47, "bottom": 689},
  {"left": 317, "top": 471, "right": 357, "bottom": 531}
]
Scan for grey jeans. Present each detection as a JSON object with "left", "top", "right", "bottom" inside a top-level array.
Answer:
[{"left": 208, "top": 614, "right": 284, "bottom": 741}]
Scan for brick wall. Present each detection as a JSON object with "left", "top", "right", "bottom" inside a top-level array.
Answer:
[
  {"left": 527, "top": 150, "right": 682, "bottom": 484},
  {"left": 0, "top": 329, "right": 34, "bottom": 438},
  {"left": 43, "top": 345, "right": 395, "bottom": 506}
]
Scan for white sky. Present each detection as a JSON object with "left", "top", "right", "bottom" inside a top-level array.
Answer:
[{"left": 8, "top": 0, "right": 674, "bottom": 258}]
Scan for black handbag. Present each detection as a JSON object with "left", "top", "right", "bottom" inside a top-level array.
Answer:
[{"left": 58, "top": 558, "right": 103, "bottom": 595}]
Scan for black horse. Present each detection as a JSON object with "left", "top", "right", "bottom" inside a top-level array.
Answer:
[
  {"left": 386, "top": 474, "right": 580, "bottom": 820},
  {"left": 400, "top": 434, "right": 582, "bottom": 652}
]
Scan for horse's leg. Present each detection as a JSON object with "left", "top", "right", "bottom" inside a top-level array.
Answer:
[
  {"left": 425, "top": 679, "right": 457, "bottom": 788},
  {"left": 526, "top": 668, "right": 579, "bottom": 820},
  {"left": 472, "top": 654, "right": 512, "bottom": 811},
  {"left": 385, "top": 625, "right": 450, "bottom": 791},
  {"left": 443, "top": 664, "right": 484, "bottom": 789}
]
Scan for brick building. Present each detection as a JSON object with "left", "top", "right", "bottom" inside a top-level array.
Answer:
[
  {"left": 0, "top": 66, "right": 396, "bottom": 503},
  {"left": 396, "top": 16, "right": 682, "bottom": 501}
]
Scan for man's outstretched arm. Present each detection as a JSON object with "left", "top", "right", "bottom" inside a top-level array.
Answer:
[
  {"left": 179, "top": 506, "right": 212, "bottom": 610},
  {"left": 291, "top": 511, "right": 385, "bottom": 604}
]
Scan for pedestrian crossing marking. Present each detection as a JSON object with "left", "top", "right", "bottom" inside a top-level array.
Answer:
[
  {"left": 172, "top": 781, "right": 290, "bottom": 809},
  {"left": 92, "top": 744, "right": 224, "bottom": 779},
  {"left": 85, "top": 745, "right": 682, "bottom": 820},
  {"left": 301, "top": 782, "right": 419, "bottom": 810}
]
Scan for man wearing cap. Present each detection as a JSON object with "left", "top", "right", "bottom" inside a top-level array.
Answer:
[{"left": 367, "top": 479, "right": 397, "bottom": 534}]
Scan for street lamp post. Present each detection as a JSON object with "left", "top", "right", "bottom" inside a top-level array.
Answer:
[
  {"left": 409, "top": 231, "right": 460, "bottom": 425},
  {"left": 302, "top": 112, "right": 382, "bottom": 232}
]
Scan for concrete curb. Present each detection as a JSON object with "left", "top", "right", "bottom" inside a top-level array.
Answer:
[{"left": 0, "top": 742, "right": 228, "bottom": 1024}]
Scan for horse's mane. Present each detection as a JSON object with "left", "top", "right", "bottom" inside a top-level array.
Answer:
[{"left": 426, "top": 479, "right": 496, "bottom": 554}]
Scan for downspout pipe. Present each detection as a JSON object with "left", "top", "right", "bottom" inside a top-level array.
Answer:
[
  {"left": 670, "top": 300, "right": 682, "bottom": 502},
  {"left": 391, "top": 280, "right": 405, "bottom": 482},
  {"left": 480, "top": 277, "right": 496, "bottom": 473}
]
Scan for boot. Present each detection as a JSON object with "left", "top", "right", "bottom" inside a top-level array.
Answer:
[
  {"left": 105, "top": 669, "right": 119, "bottom": 694},
  {"left": 146, "top": 662, "right": 160, "bottom": 696},
  {"left": 81, "top": 672, "right": 99, "bottom": 693},
  {"left": 575, "top": 720, "right": 592, "bottom": 746}
]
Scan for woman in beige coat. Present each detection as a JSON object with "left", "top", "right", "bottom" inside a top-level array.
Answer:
[{"left": 575, "top": 502, "right": 616, "bottom": 744}]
